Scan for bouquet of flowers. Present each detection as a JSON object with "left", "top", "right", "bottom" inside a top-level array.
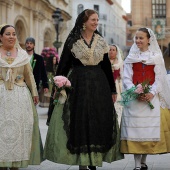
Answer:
[
  {"left": 41, "top": 47, "right": 59, "bottom": 72},
  {"left": 119, "top": 80, "right": 154, "bottom": 109},
  {"left": 53, "top": 76, "right": 72, "bottom": 105}
]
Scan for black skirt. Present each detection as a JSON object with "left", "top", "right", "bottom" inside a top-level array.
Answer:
[{"left": 62, "top": 65, "right": 117, "bottom": 154}]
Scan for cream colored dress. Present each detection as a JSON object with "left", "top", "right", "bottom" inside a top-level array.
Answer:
[{"left": 0, "top": 49, "right": 42, "bottom": 167}]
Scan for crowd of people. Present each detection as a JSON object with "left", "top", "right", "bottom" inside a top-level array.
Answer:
[{"left": 0, "top": 8, "right": 170, "bottom": 170}]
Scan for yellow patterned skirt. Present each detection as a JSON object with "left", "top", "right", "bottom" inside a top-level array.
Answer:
[{"left": 121, "top": 108, "right": 170, "bottom": 154}]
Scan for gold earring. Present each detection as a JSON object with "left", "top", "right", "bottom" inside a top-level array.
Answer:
[{"left": 83, "top": 23, "right": 86, "bottom": 30}]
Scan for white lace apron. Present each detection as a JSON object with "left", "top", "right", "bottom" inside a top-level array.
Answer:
[
  {"left": 0, "top": 84, "right": 33, "bottom": 161},
  {"left": 0, "top": 49, "right": 34, "bottom": 161}
]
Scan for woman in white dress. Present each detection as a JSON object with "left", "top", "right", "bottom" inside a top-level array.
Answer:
[
  {"left": 0, "top": 24, "right": 43, "bottom": 170},
  {"left": 109, "top": 44, "right": 123, "bottom": 125},
  {"left": 120, "top": 27, "right": 170, "bottom": 170}
]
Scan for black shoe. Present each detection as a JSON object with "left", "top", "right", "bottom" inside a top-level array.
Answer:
[
  {"left": 88, "top": 166, "right": 96, "bottom": 170},
  {"left": 133, "top": 167, "right": 141, "bottom": 170},
  {"left": 141, "top": 163, "right": 148, "bottom": 170}
]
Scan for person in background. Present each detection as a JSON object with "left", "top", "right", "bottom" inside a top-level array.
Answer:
[
  {"left": 109, "top": 44, "right": 123, "bottom": 125},
  {"left": 120, "top": 27, "right": 170, "bottom": 170},
  {"left": 44, "top": 9, "right": 124, "bottom": 170},
  {"left": 0, "top": 24, "right": 43, "bottom": 170},
  {"left": 25, "top": 37, "right": 48, "bottom": 93},
  {"left": 39, "top": 47, "right": 58, "bottom": 107}
]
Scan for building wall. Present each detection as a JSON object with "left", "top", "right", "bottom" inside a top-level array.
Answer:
[
  {"left": 128, "top": 0, "right": 170, "bottom": 70},
  {"left": 0, "top": 0, "right": 71, "bottom": 54},
  {"left": 0, "top": 0, "right": 127, "bottom": 55},
  {"left": 130, "top": 0, "right": 170, "bottom": 46},
  {"left": 110, "top": 0, "right": 126, "bottom": 50}
]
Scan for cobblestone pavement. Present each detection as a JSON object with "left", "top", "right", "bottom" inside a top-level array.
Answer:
[{"left": 19, "top": 105, "right": 170, "bottom": 170}]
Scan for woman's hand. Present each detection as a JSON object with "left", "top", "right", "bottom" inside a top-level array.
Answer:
[
  {"left": 145, "top": 93, "right": 154, "bottom": 101},
  {"left": 138, "top": 93, "right": 154, "bottom": 102},
  {"left": 112, "top": 94, "right": 117, "bottom": 103},
  {"left": 33, "top": 96, "right": 39, "bottom": 105}
]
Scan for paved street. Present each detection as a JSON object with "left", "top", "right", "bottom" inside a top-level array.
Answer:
[{"left": 20, "top": 105, "right": 170, "bottom": 170}]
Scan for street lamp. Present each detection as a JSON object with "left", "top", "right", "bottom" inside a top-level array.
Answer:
[{"left": 52, "top": 8, "right": 63, "bottom": 52}]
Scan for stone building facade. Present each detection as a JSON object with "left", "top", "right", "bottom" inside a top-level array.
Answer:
[
  {"left": 0, "top": 0, "right": 71, "bottom": 54},
  {"left": 127, "top": 0, "right": 170, "bottom": 70}
]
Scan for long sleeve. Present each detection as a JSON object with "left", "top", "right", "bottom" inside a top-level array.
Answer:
[
  {"left": 149, "top": 64, "right": 160, "bottom": 95},
  {"left": 100, "top": 53, "right": 117, "bottom": 94},
  {"left": 123, "top": 62, "right": 134, "bottom": 90},
  {"left": 56, "top": 44, "right": 73, "bottom": 76},
  {"left": 24, "top": 63, "right": 38, "bottom": 96}
]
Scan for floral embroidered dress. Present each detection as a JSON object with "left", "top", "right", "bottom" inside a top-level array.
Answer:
[
  {"left": 44, "top": 33, "right": 124, "bottom": 166},
  {"left": 0, "top": 49, "right": 43, "bottom": 168}
]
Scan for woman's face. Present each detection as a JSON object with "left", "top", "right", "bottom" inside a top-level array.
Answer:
[
  {"left": 53, "top": 57, "right": 57, "bottom": 65},
  {"left": 84, "top": 13, "right": 99, "bottom": 32},
  {"left": 109, "top": 46, "right": 117, "bottom": 59},
  {"left": 135, "top": 31, "right": 150, "bottom": 51},
  {"left": 0, "top": 27, "right": 16, "bottom": 49}
]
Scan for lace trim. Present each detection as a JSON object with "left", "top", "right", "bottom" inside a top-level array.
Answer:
[
  {"left": 66, "top": 143, "right": 114, "bottom": 154},
  {"left": 62, "top": 99, "right": 117, "bottom": 154},
  {"left": 62, "top": 68, "right": 117, "bottom": 154},
  {"left": 121, "top": 137, "right": 160, "bottom": 141},
  {"left": 71, "top": 34, "right": 109, "bottom": 65}
]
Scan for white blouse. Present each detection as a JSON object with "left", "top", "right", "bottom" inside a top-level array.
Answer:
[{"left": 123, "top": 50, "right": 157, "bottom": 95}]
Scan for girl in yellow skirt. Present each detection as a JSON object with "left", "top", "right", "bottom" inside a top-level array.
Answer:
[{"left": 120, "top": 27, "right": 170, "bottom": 170}]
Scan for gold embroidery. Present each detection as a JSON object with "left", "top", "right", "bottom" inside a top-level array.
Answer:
[{"left": 5, "top": 57, "right": 15, "bottom": 64}]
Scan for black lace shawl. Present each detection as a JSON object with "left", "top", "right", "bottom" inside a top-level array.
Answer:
[
  {"left": 46, "top": 9, "right": 102, "bottom": 125},
  {"left": 46, "top": 9, "right": 116, "bottom": 125}
]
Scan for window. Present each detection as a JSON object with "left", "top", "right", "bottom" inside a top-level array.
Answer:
[
  {"left": 77, "top": 4, "right": 84, "bottom": 15},
  {"left": 152, "top": 0, "right": 166, "bottom": 18},
  {"left": 98, "top": 24, "right": 102, "bottom": 35},
  {"left": 110, "top": 38, "right": 114, "bottom": 44},
  {"left": 94, "top": 5, "right": 99, "bottom": 13},
  {"left": 104, "top": 24, "right": 106, "bottom": 37},
  {"left": 127, "top": 20, "right": 132, "bottom": 27}
]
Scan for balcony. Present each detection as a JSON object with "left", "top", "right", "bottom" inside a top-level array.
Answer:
[{"left": 106, "top": 0, "right": 114, "bottom": 5}]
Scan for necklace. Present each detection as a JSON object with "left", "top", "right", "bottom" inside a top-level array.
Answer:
[{"left": 6, "top": 51, "right": 11, "bottom": 56}]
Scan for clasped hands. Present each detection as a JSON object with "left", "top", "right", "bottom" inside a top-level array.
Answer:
[{"left": 138, "top": 92, "right": 154, "bottom": 102}]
